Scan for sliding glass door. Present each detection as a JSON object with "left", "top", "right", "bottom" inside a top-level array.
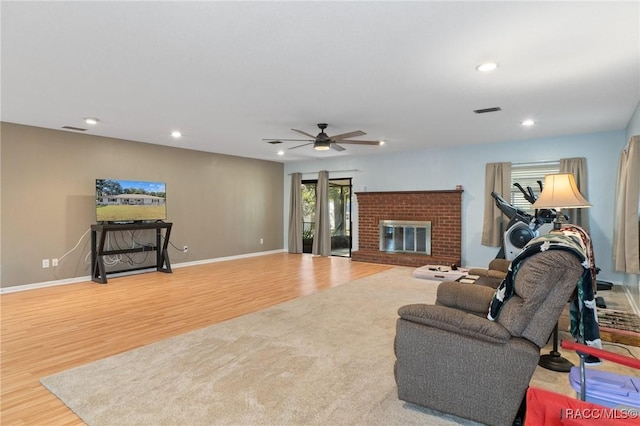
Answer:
[{"left": 300, "top": 178, "right": 352, "bottom": 257}]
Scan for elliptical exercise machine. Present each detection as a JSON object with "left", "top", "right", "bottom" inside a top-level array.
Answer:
[
  {"left": 491, "top": 182, "right": 612, "bottom": 298},
  {"left": 491, "top": 180, "right": 557, "bottom": 261}
]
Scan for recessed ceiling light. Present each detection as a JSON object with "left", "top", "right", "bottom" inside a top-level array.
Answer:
[
  {"left": 379, "top": 140, "right": 385, "bottom": 146},
  {"left": 476, "top": 62, "right": 498, "bottom": 72},
  {"left": 171, "top": 131, "right": 182, "bottom": 138},
  {"left": 84, "top": 117, "right": 99, "bottom": 125},
  {"left": 521, "top": 119, "right": 535, "bottom": 126},
  {"left": 277, "top": 150, "right": 285, "bottom": 156}
]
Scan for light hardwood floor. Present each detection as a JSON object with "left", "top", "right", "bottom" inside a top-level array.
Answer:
[{"left": 0, "top": 253, "right": 392, "bottom": 425}]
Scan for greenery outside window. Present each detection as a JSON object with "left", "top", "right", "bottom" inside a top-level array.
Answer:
[{"left": 301, "top": 178, "right": 352, "bottom": 256}]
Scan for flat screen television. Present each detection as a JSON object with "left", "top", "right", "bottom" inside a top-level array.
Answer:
[{"left": 96, "top": 179, "right": 167, "bottom": 223}]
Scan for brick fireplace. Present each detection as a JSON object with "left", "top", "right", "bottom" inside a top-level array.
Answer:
[{"left": 352, "top": 190, "right": 462, "bottom": 267}]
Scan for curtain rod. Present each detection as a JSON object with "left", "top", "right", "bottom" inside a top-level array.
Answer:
[
  {"left": 512, "top": 160, "right": 560, "bottom": 167},
  {"left": 288, "top": 169, "right": 361, "bottom": 176}
]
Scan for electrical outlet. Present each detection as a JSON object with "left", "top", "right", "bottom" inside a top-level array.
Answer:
[
  {"left": 260, "top": 238, "right": 264, "bottom": 244},
  {"left": 42, "top": 259, "right": 50, "bottom": 268},
  {"left": 52, "top": 258, "right": 59, "bottom": 267},
  {"left": 183, "top": 246, "right": 188, "bottom": 253}
]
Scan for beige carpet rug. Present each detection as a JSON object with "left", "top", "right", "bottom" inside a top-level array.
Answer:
[{"left": 41, "top": 268, "right": 480, "bottom": 426}]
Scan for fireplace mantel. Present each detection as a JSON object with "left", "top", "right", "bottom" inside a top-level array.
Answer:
[
  {"left": 352, "top": 190, "right": 462, "bottom": 267},
  {"left": 355, "top": 190, "right": 462, "bottom": 196}
]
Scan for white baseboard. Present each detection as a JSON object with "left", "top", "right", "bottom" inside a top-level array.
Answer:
[
  {"left": 0, "top": 275, "right": 92, "bottom": 294},
  {"left": 0, "top": 249, "right": 286, "bottom": 294},
  {"left": 172, "top": 249, "right": 286, "bottom": 269}
]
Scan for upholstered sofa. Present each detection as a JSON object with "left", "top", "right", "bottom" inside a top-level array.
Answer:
[
  {"left": 467, "top": 257, "right": 511, "bottom": 288},
  {"left": 394, "top": 249, "right": 583, "bottom": 425}
]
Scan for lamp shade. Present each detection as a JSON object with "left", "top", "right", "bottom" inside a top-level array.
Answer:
[{"left": 532, "top": 173, "right": 592, "bottom": 209}]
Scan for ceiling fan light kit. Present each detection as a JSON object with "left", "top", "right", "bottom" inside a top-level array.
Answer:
[
  {"left": 263, "top": 123, "right": 382, "bottom": 153},
  {"left": 314, "top": 141, "right": 331, "bottom": 151}
]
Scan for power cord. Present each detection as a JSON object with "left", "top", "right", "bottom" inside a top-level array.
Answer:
[
  {"left": 55, "top": 227, "right": 182, "bottom": 279},
  {"left": 56, "top": 228, "right": 90, "bottom": 264},
  {"left": 160, "top": 234, "right": 189, "bottom": 261},
  {"left": 54, "top": 228, "right": 92, "bottom": 279},
  {"left": 602, "top": 341, "right": 639, "bottom": 359},
  {"left": 160, "top": 234, "right": 188, "bottom": 252}
]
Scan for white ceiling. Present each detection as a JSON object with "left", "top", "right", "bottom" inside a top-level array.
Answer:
[{"left": 2, "top": 1, "right": 639, "bottom": 163}]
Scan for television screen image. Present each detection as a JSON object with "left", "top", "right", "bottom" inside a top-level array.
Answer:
[{"left": 96, "top": 179, "right": 167, "bottom": 223}]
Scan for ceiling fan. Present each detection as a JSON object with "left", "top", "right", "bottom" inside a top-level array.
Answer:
[{"left": 263, "top": 123, "right": 382, "bottom": 152}]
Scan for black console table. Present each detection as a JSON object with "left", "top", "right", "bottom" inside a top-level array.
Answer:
[{"left": 90, "top": 222, "right": 172, "bottom": 284}]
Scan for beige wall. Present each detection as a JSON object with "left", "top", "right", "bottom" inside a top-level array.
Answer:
[{"left": 0, "top": 122, "right": 284, "bottom": 288}]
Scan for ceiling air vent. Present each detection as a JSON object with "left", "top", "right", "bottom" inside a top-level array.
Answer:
[
  {"left": 61, "top": 126, "right": 87, "bottom": 131},
  {"left": 473, "top": 107, "right": 502, "bottom": 114}
]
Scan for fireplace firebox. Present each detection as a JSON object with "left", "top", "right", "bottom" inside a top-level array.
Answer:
[{"left": 380, "top": 220, "right": 431, "bottom": 255}]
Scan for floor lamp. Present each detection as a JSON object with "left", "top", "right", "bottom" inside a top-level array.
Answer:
[{"left": 531, "top": 173, "right": 592, "bottom": 372}]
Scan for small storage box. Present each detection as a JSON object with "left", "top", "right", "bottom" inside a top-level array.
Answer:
[{"left": 569, "top": 366, "right": 640, "bottom": 409}]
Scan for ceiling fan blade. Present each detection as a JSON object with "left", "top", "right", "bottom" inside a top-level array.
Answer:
[
  {"left": 329, "top": 130, "right": 366, "bottom": 141},
  {"left": 331, "top": 143, "right": 346, "bottom": 152},
  {"left": 291, "top": 129, "right": 318, "bottom": 139},
  {"left": 338, "top": 140, "right": 382, "bottom": 146},
  {"left": 263, "top": 138, "right": 313, "bottom": 142},
  {"left": 288, "top": 142, "right": 314, "bottom": 150}
]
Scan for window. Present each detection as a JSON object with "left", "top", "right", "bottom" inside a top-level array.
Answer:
[{"left": 510, "top": 161, "right": 560, "bottom": 214}]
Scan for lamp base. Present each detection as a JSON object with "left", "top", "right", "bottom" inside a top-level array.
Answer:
[{"left": 538, "top": 351, "right": 574, "bottom": 372}]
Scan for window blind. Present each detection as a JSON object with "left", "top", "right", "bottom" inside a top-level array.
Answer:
[{"left": 510, "top": 161, "right": 560, "bottom": 213}]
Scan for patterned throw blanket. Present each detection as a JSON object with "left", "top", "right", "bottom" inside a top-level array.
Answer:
[{"left": 487, "top": 227, "right": 602, "bottom": 350}]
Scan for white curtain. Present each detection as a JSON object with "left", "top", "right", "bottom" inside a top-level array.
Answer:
[
  {"left": 312, "top": 170, "right": 331, "bottom": 256},
  {"left": 288, "top": 173, "right": 303, "bottom": 254},
  {"left": 560, "top": 157, "right": 590, "bottom": 231},
  {"left": 482, "top": 162, "right": 512, "bottom": 246},
  {"left": 613, "top": 136, "right": 640, "bottom": 274}
]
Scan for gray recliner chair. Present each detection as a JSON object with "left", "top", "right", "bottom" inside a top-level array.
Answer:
[{"left": 394, "top": 249, "right": 583, "bottom": 425}]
